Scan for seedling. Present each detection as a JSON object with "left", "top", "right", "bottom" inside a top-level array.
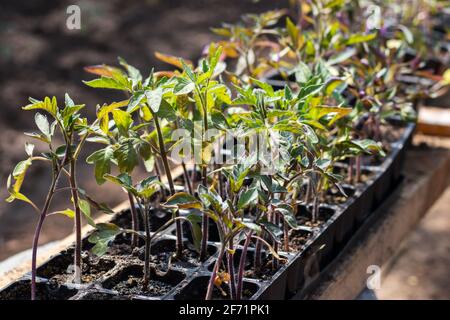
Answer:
[{"left": 6, "top": 95, "right": 102, "bottom": 299}]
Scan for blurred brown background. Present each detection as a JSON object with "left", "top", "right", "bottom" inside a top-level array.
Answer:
[{"left": 0, "top": 0, "right": 448, "bottom": 300}]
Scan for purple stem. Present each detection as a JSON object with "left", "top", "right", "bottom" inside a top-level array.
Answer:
[
  {"left": 206, "top": 243, "right": 226, "bottom": 300},
  {"left": 227, "top": 240, "right": 237, "bottom": 299},
  {"left": 236, "top": 231, "right": 253, "bottom": 300}
]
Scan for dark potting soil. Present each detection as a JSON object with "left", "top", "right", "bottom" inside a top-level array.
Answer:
[
  {"left": 38, "top": 251, "right": 116, "bottom": 285},
  {"left": 296, "top": 205, "right": 335, "bottom": 228},
  {"left": 380, "top": 123, "right": 406, "bottom": 145},
  {"left": 288, "top": 229, "right": 313, "bottom": 252},
  {"left": 0, "top": 280, "right": 78, "bottom": 300},
  {"left": 75, "top": 291, "right": 124, "bottom": 300},
  {"left": 105, "top": 242, "right": 136, "bottom": 257},
  {"left": 174, "top": 276, "right": 258, "bottom": 300},
  {"left": 212, "top": 249, "right": 286, "bottom": 282},
  {"left": 110, "top": 275, "right": 173, "bottom": 297},
  {"left": 243, "top": 258, "right": 287, "bottom": 281},
  {"left": 322, "top": 185, "right": 356, "bottom": 204},
  {"left": 211, "top": 285, "right": 255, "bottom": 300},
  {"left": 149, "top": 248, "right": 205, "bottom": 270}
]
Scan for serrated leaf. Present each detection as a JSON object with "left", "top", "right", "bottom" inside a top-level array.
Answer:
[
  {"left": 112, "top": 109, "right": 133, "bottom": 136},
  {"left": 114, "top": 140, "right": 139, "bottom": 174},
  {"left": 127, "top": 91, "right": 146, "bottom": 113},
  {"left": 145, "top": 87, "right": 163, "bottom": 113},
  {"left": 22, "top": 96, "right": 57, "bottom": 116},
  {"left": 86, "top": 146, "right": 114, "bottom": 184}
]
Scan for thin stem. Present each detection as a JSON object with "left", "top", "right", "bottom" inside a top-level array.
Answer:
[
  {"left": 142, "top": 202, "right": 151, "bottom": 291},
  {"left": 154, "top": 158, "right": 165, "bottom": 200},
  {"left": 197, "top": 85, "right": 210, "bottom": 262},
  {"left": 128, "top": 192, "right": 139, "bottom": 248},
  {"left": 152, "top": 111, "right": 183, "bottom": 256},
  {"left": 227, "top": 239, "right": 237, "bottom": 300},
  {"left": 312, "top": 194, "right": 319, "bottom": 223},
  {"left": 254, "top": 238, "right": 263, "bottom": 272},
  {"left": 356, "top": 156, "right": 361, "bottom": 183},
  {"left": 305, "top": 177, "right": 312, "bottom": 204},
  {"left": 31, "top": 160, "right": 64, "bottom": 300},
  {"left": 181, "top": 162, "right": 194, "bottom": 195},
  {"left": 200, "top": 211, "right": 209, "bottom": 261},
  {"left": 348, "top": 158, "right": 354, "bottom": 184},
  {"left": 206, "top": 243, "right": 226, "bottom": 300},
  {"left": 69, "top": 158, "right": 82, "bottom": 284},
  {"left": 272, "top": 211, "right": 279, "bottom": 270},
  {"left": 283, "top": 218, "right": 290, "bottom": 253},
  {"left": 236, "top": 231, "right": 253, "bottom": 300}
]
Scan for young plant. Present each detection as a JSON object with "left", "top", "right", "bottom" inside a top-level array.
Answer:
[
  {"left": 83, "top": 59, "right": 185, "bottom": 255},
  {"left": 212, "top": 10, "right": 285, "bottom": 79},
  {"left": 174, "top": 44, "right": 232, "bottom": 261},
  {"left": 7, "top": 95, "right": 97, "bottom": 299},
  {"left": 103, "top": 174, "right": 161, "bottom": 290}
]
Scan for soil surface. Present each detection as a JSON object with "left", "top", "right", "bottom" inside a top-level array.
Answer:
[
  {"left": 0, "top": 0, "right": 288, "bottom": 261},
  {"left": 110, "top": 275, "right": 173, "bottom": 297}
]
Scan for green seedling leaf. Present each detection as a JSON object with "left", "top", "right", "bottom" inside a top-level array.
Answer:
[
  {"left": 324, "top": 78, "right": 345, "bottom": 96},
  {"left": 345, "top": 33, "right": 377, "bottom": 45},
  {"left": 275, "top": 204, "right": 298, "bottom": 229},
  {"left": 112, "top": 109, "right": 133, "bottom": 136},
  {"left": 259, "top": 220, "right": 283, "bottom": 244},
  {"left": 327, "top": 48, "right": 357, "bottom": 66},
  {"left": 35, "top": 113, "right": 52, "bottom": 141},
  {"left": 79, "top": 199, "right": 96, "bottom": 227},
  {"left": 114, "top": 139, "right": 139, "bottom": 174},
  {"left": 83, "top": 76, "right": 129, "bottom": 91},
  {"left": 127, "top": 91, "right": 146, "bottom": 113},
  {"left": 185, "top": 213, "right": 203, "bottom": 253},
  {"left": 54, "top": 209, "right": 75, "bottom": 219},
  {"left": 145, "top": 87, "right": 163, "bottom": 113},
  {"left": 164, "top": 192, "right": 202, "bottom": 210},
  {"left": 237, "top": 188, "right": 258, "bottom": 210},
  {"left": 235, "top": 220, "right": 262, "bottom": 234},
  {"left": 118, "top": 57, "right": 142, "bottom": 82},
  {"left": 86, "top": 146, "right": 114, "bottom": 184},
  {"left": 174, "top": 77, "right": 195, "bottom": 95},
  {"left": 22, "top": 96, "right": 57, "bottom": 117},
  {"left": 88, "top": 223, "right": 122, "bottom": 256}
]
